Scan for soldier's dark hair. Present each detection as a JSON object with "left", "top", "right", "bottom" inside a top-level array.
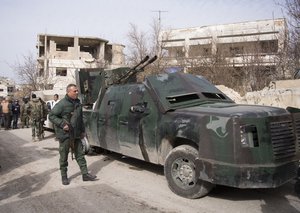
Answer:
[
  {"left": 54, "top": 94, "right": 59, "bottom": 98},
  {"left": 66, "top": 84, "right": 77, "bottom": 92}
]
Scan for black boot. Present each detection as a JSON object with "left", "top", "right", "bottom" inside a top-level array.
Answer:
[
  {"left": 82, "top": 173, "right": 97, "bottom": 181},
  {"left": 62, "top": 176, "right": 69, "bottom": 185}
]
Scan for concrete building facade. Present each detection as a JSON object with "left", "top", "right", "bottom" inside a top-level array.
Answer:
[
  {"left": 160, "top": 18, "right": 287, "bottom": 77},
  {"left": 0, "top": 77, "right": 15, "bottom": 98},
  {"left": 36, "top": 34, "right": 125, "bottom": 90}
]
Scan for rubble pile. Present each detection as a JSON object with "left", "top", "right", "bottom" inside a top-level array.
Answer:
[
  {"left": 216, "top": 85, "right": 246, "bottom": 104},
  {"left": 217, "top": 79, "right": 300, "bottom": 109}
]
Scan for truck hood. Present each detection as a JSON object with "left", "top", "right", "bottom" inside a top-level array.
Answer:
[{"left": 174, "top": 102, "right": 289, "bottom": 118}]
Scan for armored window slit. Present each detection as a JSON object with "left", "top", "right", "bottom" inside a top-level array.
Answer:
[{"left": 166, "top": 93, "right": 200, "bottom": 104}]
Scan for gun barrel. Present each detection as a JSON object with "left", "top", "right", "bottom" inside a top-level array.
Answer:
[
  {"left": 113, "top": 55, "right": 157, "bottom": 84},
  {"left": 139, "top": 55, "right": 157, "bottom": 70},
  {"left": 132, "top": 55, "right": 149, "bottom": 70},
  {"left": 148, "top": 55, "right": 157, "bottom": 63}
]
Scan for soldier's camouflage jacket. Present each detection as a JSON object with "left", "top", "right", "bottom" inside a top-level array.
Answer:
[{"left": 49, "top": 94, "right": 85, "bottom": 142}]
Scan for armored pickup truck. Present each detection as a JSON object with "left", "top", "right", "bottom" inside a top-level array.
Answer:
[{"left": 76, "top": 56, "right": 300, "bottom": 199}]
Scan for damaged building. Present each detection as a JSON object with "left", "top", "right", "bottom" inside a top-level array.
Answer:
[
  {"left": 160, "top": 18, "right": 288, "bottom": 91},
  {"left": 0, "top": 77, "right": 15, "bottom": 98},
  {"left": 36, "top": 34, "right": 125, "bottom": 90}
]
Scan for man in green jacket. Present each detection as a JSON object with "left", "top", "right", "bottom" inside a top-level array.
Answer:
[{"left": 49, "top": 83, "right": 97, "bottom": 185}]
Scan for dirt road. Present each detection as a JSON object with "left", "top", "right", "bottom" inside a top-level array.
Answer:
[{"left": 1, "top": 128, "right": 300, "bottom": 213}]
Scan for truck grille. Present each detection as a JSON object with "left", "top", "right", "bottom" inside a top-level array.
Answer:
[
  {"left": 270, "top": 120, "right": 296, "bottom": 160},
  {"left": 294, "top": 116, "right": 300, "bottom": 150}
]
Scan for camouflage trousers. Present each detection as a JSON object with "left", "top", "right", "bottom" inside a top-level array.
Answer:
[
  {"left": 31, "top": 119, "right": 43, "bottom": 138},
  {"left": 21, "top": 115, "right": 30, "bottom": 128},
  {"left": 59, "top": 138, "right": 88, "bottom": 177}
]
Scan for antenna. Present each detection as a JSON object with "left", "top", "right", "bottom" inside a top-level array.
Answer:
[{"left": 152, "top": 10, "right": 168, "bottom": 25}]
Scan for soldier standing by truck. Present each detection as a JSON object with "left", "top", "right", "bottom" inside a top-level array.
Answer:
[
  {"left": 29, "top": 94, "right": 43, "bottom": 142},
  {"left": 39, "top": 97, "right": 48, "bottom": 139},
  {"left": 20, "top": 96, "right": 31, "bottom": 128},
  {"left": 49, "top": 83, "right": 97, "bottom": 185}
]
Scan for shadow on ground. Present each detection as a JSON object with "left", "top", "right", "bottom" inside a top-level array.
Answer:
[
  {"left": 0, "top": 131, "right": 57, "bottom": 174},
  {"left": 0, "top": 168, "right": 58, "bottom": 201},
  {"left": 209, "top": 180, "right": 300, "bottom": 213}
]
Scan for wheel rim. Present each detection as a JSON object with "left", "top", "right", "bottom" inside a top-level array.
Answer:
[
  {"left": 171, "top": 157, "right": 196, "bottom": 190},
  {"left": 81, "top": 137, "right": 90, "bottom": 154}
]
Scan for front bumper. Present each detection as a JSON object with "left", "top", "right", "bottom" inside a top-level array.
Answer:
[{"left": 195, "top": 158, "right": 299, "bottom": 188}]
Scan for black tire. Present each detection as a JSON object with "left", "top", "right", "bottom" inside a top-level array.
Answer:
[
  {"left": 81, "top": 137, "right": 90, "bottom": 155},
  {"left": 164, "top": 145, "right": 214, "bottom": 199}
]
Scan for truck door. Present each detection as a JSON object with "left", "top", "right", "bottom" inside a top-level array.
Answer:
[
  {"left": 117, "top": 84, "right": 145, "bottom": 159},
  {"left": 75, "top": 69, "right": 104, "bottom": 147}
]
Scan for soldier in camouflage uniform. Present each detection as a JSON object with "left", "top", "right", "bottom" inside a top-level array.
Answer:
[
  {"left": 39, "top": 97, "right": 48, "bottom": 139},
  {"left": 29, "top": 94, "right": 44, "bottom": 142},
  {"left": 49, "top": 83, "right": 97, "bottom": 185},
  {"left": 20, "top": 96, "right": 31, "bottom": 128}
]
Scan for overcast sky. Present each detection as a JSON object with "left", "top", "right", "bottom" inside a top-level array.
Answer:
[{"left": 0, "top": 0, "right": 285, "bottom": 81}]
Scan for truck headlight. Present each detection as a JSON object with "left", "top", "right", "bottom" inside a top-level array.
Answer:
[{"left": 240, "top": 125, "right": 259, "bottom": 147}]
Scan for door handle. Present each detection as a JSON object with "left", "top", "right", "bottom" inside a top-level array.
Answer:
[
  {"left": 98, "top": 118, "right": 106, "bottom": 122},
  {"left": 119, "top": 120, "right": 128, "bottom": 125}
]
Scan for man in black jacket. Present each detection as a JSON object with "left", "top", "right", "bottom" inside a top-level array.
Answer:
[
  {"left": 12, "top": 99, "right": 21, "bottom": 129},
  {"left": 49, "top": 84, "right": 97, "bottom": 185}
]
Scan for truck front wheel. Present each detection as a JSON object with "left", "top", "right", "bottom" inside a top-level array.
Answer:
[
  {"left": 164, "top": 145, "right": 214, "bottom": 199},
  {"left": 81, "top": 137, "right": 90, "bottom": 155}
]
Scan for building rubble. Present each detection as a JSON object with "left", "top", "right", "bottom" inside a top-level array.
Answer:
[{"left": 217, "top": 79, "right": 300, "bottom": 109}]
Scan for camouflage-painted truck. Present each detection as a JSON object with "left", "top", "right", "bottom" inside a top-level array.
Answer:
[{"left": 76, "top": 56, "right": 300, "bottom": 199}]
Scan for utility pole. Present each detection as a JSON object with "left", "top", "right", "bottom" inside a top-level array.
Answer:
[{"left": 152, "top": 10, "right": 168, "bottom": 25}]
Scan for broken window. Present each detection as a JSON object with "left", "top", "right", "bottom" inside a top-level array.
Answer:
[
  {"left": 39, "top": 68, "right": 44, "bottom": 77},
  {"left": 56, "top": 44, "right": 69, "bottom": 51},
  {"left": 189, "top": 44, "right": 212, "bottom": 57},
  {"left": 260, "top": 40, "right": 278, "bottom": 53},
  {"left": 165, "top": 46, "right": 185, "bottom": 58},
  {"left": 105, "top": 45, "right": 112, "bottom": 63},
  {"left": 45, "top": 84, "right": 54, "bottom": 90},
  {"left": 229, "top": 46, "right": 244, "bottom": 56},
  {"left": 56, "top": 68, "right": 67, "bottom": 76},
  {"left": 39, "top": 46, "right": 45, "bottom": 57},
  {"left": 81, "top": 45, "right": 98, "bottom": 57},
  {"left": 7, "top": 87, "right": 13, "bottom": 93},
  {"left": 79, "top": 38, "right": 100, "bottom": 59}
]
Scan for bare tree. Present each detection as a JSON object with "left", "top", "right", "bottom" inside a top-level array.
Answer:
[
  {"left": 126, "top": 18, "right": 172, "bottom": 82},
  {"left": 126, "top": 23, "right": 149, "bottom": 66},
  {"left": 11, "top": 52, "right": 39, "bottom": 91},
  {"left": 11, "top": 52, "right": 62, "bottom": 92},
  {"left": 287, "top": 0, "right": 300, "bottom": 76},
  {"left": 279, "top": 0, "right": 300, "bottom": 75}
]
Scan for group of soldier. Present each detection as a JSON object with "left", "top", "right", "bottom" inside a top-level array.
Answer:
[
  {"left": 1, "top": 84, "right": 96, "bottom": 185},
  {"left": 0, "top": 94, "right": 49, "bottom": 142}
]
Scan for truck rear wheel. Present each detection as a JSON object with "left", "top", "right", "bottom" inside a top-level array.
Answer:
[{"left": 164, "top": 145, "right": 214, "bottom": 199}]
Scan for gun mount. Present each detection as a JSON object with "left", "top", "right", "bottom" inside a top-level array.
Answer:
[
  {"left": 75, "top": 55, "right": 157, "bottom": 107},
  {"left": 113, "top": 55, "right": 157, "bottom": 84}
]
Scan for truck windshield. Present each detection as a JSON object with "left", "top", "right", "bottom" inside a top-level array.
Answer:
[{"left": 145, "top": 72, "right": 233, "bottom": 111}]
